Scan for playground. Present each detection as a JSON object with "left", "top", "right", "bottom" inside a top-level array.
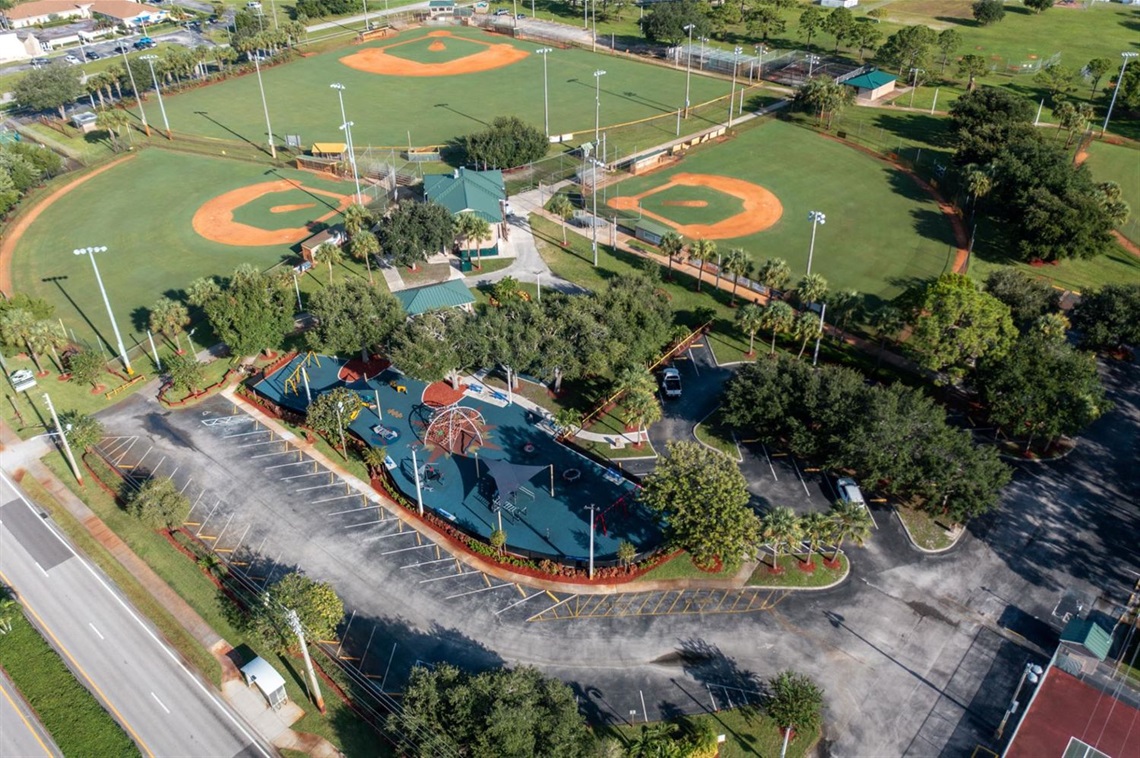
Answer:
[
  {"left": 606, "top": 119, "right": 957, "bottom": 304},
  {"left": 6, "top": 149, "right": 356, "bottom": 349},
  {"left": 117, "top": 26, "right": 733, "bottom": 149},
  {"left": 252, "top": 353, "right": 662, "bottom": 562}
]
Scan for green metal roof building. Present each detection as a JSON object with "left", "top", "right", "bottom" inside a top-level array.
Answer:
[
  {"left": 1059, "top": 618, "right": 1113, "bottom": 662},
  {"left": 843, "top": 69, "right": 898, "bottom": 101},
  {"left": 394, "top": 279, "right": 475, "bottom": 316},
  {"left": 423, "top": 168, "right": 505, "bottom": 224}
]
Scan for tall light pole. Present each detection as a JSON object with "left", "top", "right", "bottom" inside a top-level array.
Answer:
[
  {"left": 73, "top": 246, "right": 131, "bottom": 374},
  {"left": 699, "top": 35, "right": 709, "bottom": 71},
  {"left": 1102, "top": 52, "right": 1138, "bottom": 135},
  {"left": 683, "top": 23, "right": 695, "bottom": 118},
  {"left": 593, "top": 69, "right": 606, "bottom": 144},
  {"left": 753, "top": 43, "right": 766, "bottom": 82},
  {"left": 995, "top": 662, "right": 1044, "bottom": 740},
  {"left": 140, "top": 54, "right": 170, "bottom": 139},
  {"left": 119, "top": 43, "right": 149, "bottom": 136},
  {"left": 909, "top": 67, "right": 924, "bottom": 108},
  {"left": 361, "top": 0, "right": 370, "bottom": 31},
  {"left": 43, "top": 393, "right": 81, "bottom": 484},
  {"left": 729, "top": 46, "right": 743, "bottom": 127},
  {"left": 587, "top": 503, "right": 596, "bottom": 579},
  {"left": 253, "top": 55, "right": 275, "bottom": 159},
  {"left": 331, "top": 83, "right": 363, "bottom": 204},
  {"left": 807, "top": 53, "right": 820, "bottom": 79},
  {"left": 536, "top": 48, "right": 552, "bottom": 137},
  {"left": 806, "top": 211, "right": 826, "bottom": 276}
]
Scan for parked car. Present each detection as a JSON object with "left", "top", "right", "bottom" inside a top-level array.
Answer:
[
  {"left": 114, "top": 42, "right": 131, "bottom": 53},
  {"left": 63, "top": 54, "right": 81, "bottom": 65},
  {"left": 30, "top": 57, "right": 50, "bottom": 67},
  {"left": 836, "top": 477, "right": 866, "bottom": 509},
  {"left": 133, "top": 37, "right": 156, "bottom": 50},
  {"left": 85, "top": 50, "right": 100, "bottom": 60},
  {"left": 493, "top": 8, "right": 511, "bottom": 15},
  {"left": 660, "top": 367, "right": 682, "bottom": 399},
  {"left": 9, "top": 369, "right": 37, "bottom": 392}
]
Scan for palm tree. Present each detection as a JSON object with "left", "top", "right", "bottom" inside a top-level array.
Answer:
[
  {"left": 149, "top": 297, "right": 190, "bottom": 354},
  {"left": 826, "top": 289, "right": 861, "bottom": 336},
  {"left": 965, "top": 165, "right": 992, "bottom": 210},
  {"left": 30, "top": 319, "right": 68, "bottom": 373},
  {"left": 761, "top": 300, "right": 796, "bottom": 355},
  {"left": 186, "top": 277, "right": 221, "bottom": 307},
  {"left": 735, "top": 302, "right": 766, "bottom": 356},
  {"left": 467, "top": 215, "right": 492, "bottom": 270},
  {"left": 614, "top": 365, "right": 657, "bottom": 399},
  {"left": 362, "top": 446, "right": 388, "bottom": 475},
  {"left": 690, "top": 238, "right": 716, "bottom": 292},
  {"left": 342, "top": 203, "right": 372, "bottom": 238},
  {"left": 659, "top": 232, "right": 684, "bottom": 280},
  {"left": 554, "top": 408, "right": 583, "bottom": 437},
  {"left": 721, "top": 247, "right": 751, "bottom": 306},
  {"left": 0, "top": 309, "right": 45, "bottom": 372},
  {"left": 793, "top": 310, "right": 821, "bottom": 360},
  {"left": 547, "top": 195, "right": 574, "bottom": 244},
  {"left": 622, "top": 387, "right": 661, "bottom": 445},
  {"left": 96, "top": 107, "right": 131, "bottom": 147},
  {"left": 489, "top": 528, "right": 507, "bottom": 555},
  {"left": 349, "top": 231, "right": 380, "bottom": 285},
  {"left": 869, "top": 305, "right": 906, "bottom": 371},
  {"left": 617, "top": 539, "right": 637, "bottom": 572},
  {"left": 628, "top": 723, "right": 680, "bottom": 758},
  {"left": 312, "top": 242, "right": 344, "bottom": 284},
  {"left": 798, "top": 512, "right": 830, "bottom": 566},
  {"left": 796, "top": 273, "right": 829, "bottom": 307},
  {"left": 756, "top": 257, "right": 792, "bottom": 296},
  {"left": 761, "top": 506, "right": 802, "bottom": 570},
  {"left": 828, "top": 499, "right": 873, "bottom": 562}
]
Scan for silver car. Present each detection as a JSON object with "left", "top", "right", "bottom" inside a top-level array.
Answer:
[{"left": 836, "top": 477, "right": 866, "bottom": 509}]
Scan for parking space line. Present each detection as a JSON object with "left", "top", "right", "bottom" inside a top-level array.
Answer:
[
  {"left": 400, "top": 557, "right": 453, "bottom": 570},
  {"left": 445, "top": 583, "right": 515, "bottom": 600},
  {"left": 791, "top": 457, "right": 810, "bottom": 497},
  {"left": 251, "top": 451, "right": 291, "bottom": 460},
  {"left": 263, "top": 460, "right": 311, "bottom": 470},
  {"left": 377, "top": 544, "right": 433, "bottom": 556},
  {"left": 360, "top": 529, "right": 411, "bottom": 542},
  {"left": 761, "top": 444, "right": 778, "bottom": 481},
  {"left": 312, "top": 494, "right": 364, "bottom": 504},
  {"left": 237, "top": 439, "right": 285, "bottom": 448},
  {"left": 327, "top": 504, "right": 384, "bottom": 516},
  {"left": 419, "top": 571, "right": 481, "bottom": 584},
  {"left": 344, "top": 520, "right": 388, "bottom": 529},
  {"left": 282, "top": 471, "right": 327, "bottom": 481},
  {"left": 495, "top": 590, "right": 547, "bottom": 616},
  {"left": 222, "top": 429, "right": 270, "bottom": 439},
  {"left": 687, "top": 348, "right": 700, "bottom": 375},
  {"left": 296, "top": 482, "right": 341, "bottom": 492}
]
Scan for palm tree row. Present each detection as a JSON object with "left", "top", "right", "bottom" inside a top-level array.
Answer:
[{"left": 760, "top": 500, "right": 873, "bottom": 570}]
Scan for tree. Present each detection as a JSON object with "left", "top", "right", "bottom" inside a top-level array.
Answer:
[
  {"left": 57, "top": 410, "right": 103, "bottom": 453},
  {"left": 825, "top": 289, "right": 862, "bottom": 335},
  {"left": 246, "top": 571, "right": 345, "bottom": 655},
  {"left": 965, "top": 164, "right": 993, "bottom": 207},
  {"left": 14, "top": 64, "right": 82, "bottom": 120},
  {"left": 798, "top": 511, "right": 830, "bottom": 566},
  {"left": 463, "top": 116, "right": 548, "bottom": 169},
  {"left": 342, "top": 202, "right": 372, "bottom": 238},
  {"left": 0, "top": 309, "right": 48, "bottom": 373},
  {"left": 936, "top": 29, "right": 961, "bottom": 74},
  {"left": 957, "top": 54, "right": 988, "bottom": 91},
  {"left": 746, "top": 6, "right": 786, "bottom": 43},
  {"left": 461, "top": 213, "right": 492, "bottom": 270},
  {"left": 827, "top": 499, "right": 873, "bottom": 561},
  {"left": 1086, "top": 57, "right": 1112, "bottom": 97},
  {"left": 200, "top": 266, "right": 292, "bottom": 357},
  {"left": 722, "top": 247, "right": 751, "bottom": 305},
  {"left": 377, "top": 201, "right": 455, "bottom": 270},
  {"left": 984, "top": 269, "right": 1060, "bottom": 328},
  {"left": 306, "top": 279, "right": 404, "bottom": 355},
  {"left": 186, "top": 276, "right": 221, "bottom": 307},
  {"left": 659, "top": 231, "right": 684, "bottom": 280},
  {"left": 823, "top": 7, "right": 855, "bottom": 53},
  {"left": 627, "top": 723, "right": 680, "bottom": 758},
  {"left": 689, "top": 238, "right": 716, "bottom": 291},
  {"left": 389, "top": 311, "right": 465, "bottom": 384},
  {"left": 639, "top": 441, "right": 759, "bottom": 568},
  {"left": 1034, "top": 63, "right": 1077, "bottom": 100},
  {"left": 867, "top": 7, "right": 886, "bottom": 23},
  {"left": 972, "top": 0, "right": 1005, "bottom": 26},
  {"left": 797, "top": 76, "right": 852, "bottom": 129},
  {"left": 306, "top": 386, "right": 359, "bottom": 447},
  {"left": 876, "top": 24, "right": 936, "bottom": 76},
  {"left": 977, "top": 331, "right": 1107, "bottom": 451},
  {"left": 949, "top": 87, "right": 1035, "bottom": 166},
  {"left": 617, "top": 539, "right": 637, "bottom": 571},
  {"left": 0, "top": 292, "right": 53, "bottom": 323},
  {"left": 65, "top": 348, "right": 104, "bottom": 388},
  {"left": 622, "top": 386, "right": 662, "bottom": 442},
  {"left": 489, "top": 527, "right": 507, "bottom": 554},
  {"left": 639, "top": 0, "right": 710, "bottom": 46},
  {"left": 766, "top": 671, "right": 824, "bottom": 736},
  {"left": 547, "top": 195, "right": 574, "bottom": 244},
  {"left": 1024, "top": 0, "right": 1054, "bottom": 13},
  {"left": 348, "top": 230, "right": 380, "bottom": 284},
  {"left": 796, "top": 273, "right": 829, "bottom": 306},
  {"left": 128, "top": 477, "right": 190, "bottom": 530},
  {"left": 388, "top": 664, "right": 594, "bottom": 758},
  {"left": 909, "top": 273, "right": 1016, "bottom": 383},
  {"left": 312, "top": 241, "right": 344, "bottom": 284},
  {"left": 851, "top": 24, "right": 882, "bottom": 62},
  {"left": 1094, "top": 181, "right": 1131, "bottom": 228},
  {"left": 596, "top": 274, "right": 674, "bottom": 367},
  {"left": 760, "top": 300, "right": 795, "bottom": 355},
  {"left": 149, "top": 297, "right": 190, "bottom": 353},
  {"left": 756, "top": 257, "right": 791, "bottom": 294},
  {"left": 165, "top": 352, "right": 206, "bottom": 394},
  {"left": 0, "top": 586, "right": 16, "bottom": 636},
  {"left": 361, "top": 445, "right": 389, "bottom": 475},
  {"left": 792, "top": 310, "right": 821, "bottom": 360},
  {"left": 96, "top": 107, "right": 131, "bottom": 147},
  {"left": 799, "top": 6, "right": 824, "bottom": 47},
  {"left": 1070, "top": 283, "right": 1140, "bottom": 352},
  {"left": 733, "top": 303, "right": 764, "bottom": 358},
  {"left": 761, "top": 506, "right": 801, "bottom": 570}
]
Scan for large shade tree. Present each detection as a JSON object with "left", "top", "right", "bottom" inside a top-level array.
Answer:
[{"left": 305, "top": 279, "right": 404, "bottom": 356}]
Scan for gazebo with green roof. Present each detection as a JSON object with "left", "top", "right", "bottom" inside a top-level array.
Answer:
[{"left": 394, "top": 279, "right": 476, "bottom": 317}]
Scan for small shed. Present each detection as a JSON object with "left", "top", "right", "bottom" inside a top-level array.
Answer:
[
  {"left": 843, "top": 69, "right": 897, "bottom": 102},
  {"left": 821, "top": 0, "right": 858, "bottom": 7},
  {"left": 1058, "top": 617, "right": 1112, "bottom": 674},
  {"left": 394, "top": 279, "right": 475, "bottom": 316},
  {"left": 300, "top": 225, "right": 346, "bottom": 263},
  {"left": 240, "top": 657, "right": 288, "bottom": 709},
  {"left": 635, "top": 218, "right": 672, "bottom": 246},
  {"left": 310, "top": 142, "right": 347, "bottom": 160}
]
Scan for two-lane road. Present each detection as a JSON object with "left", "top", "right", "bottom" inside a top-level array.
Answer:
[{"left": 0, "top": 471, "right": 272, "bottom": 758}]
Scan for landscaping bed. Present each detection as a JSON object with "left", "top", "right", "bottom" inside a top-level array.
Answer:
[
  {"left": 747, "top": 554, "right": 849, "bottom": 588},
  {"left": 895, "top": 504, "right": 960, "bottom": 553}
]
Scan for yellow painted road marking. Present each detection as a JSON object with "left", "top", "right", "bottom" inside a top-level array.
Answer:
[{"left": 0, "top": 671, "right": 54, "bottom": 757}]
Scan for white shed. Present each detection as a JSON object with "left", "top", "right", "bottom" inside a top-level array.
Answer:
[
  {"left": 240, "top": 657, "right": 288, "bottom": 710},
  {"left": 820, "top": 0, "right": 858, "bottom": 7}
]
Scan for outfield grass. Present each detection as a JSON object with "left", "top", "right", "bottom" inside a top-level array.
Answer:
[
  {"left": 606, "top": 118, "right": 956, "bottom": 306},
  {"left": 11, "top": 149, "right": 357, "bottom": 350},
  {"left": 1082, "top": 140, "right": 1140, "bottom": 247},
  {"left": 0, "top": 599, "right": 139, "bottom": 757},
  {"left": 116, "top": 27, "right": 732, "bottom": 150},
  {"left": 969, "top": 233, "right": 1140, "bottom": 295}
]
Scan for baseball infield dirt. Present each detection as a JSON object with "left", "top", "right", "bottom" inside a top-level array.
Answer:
[
  {"left": 193, "top": 180, "right": 351, "bottom": 247},
  {"left": 608, "top": 173, "right": 783, "bottom": 239},
  {"left": 270, "top": 203, "right": 316, "bottom": 214},
  {"left": 339, "top": 30, "right": 528, "bottom": 77}
]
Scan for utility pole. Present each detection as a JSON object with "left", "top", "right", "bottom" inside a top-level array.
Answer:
[
  {"left": 43, "top": 393, "right": 82, "bottom": 484},
  {"left": 587, "top": 503, "right": 597, "bottom": 578},
  {"left": 286, "top": 609, "right": 325, "bottom": 713}
]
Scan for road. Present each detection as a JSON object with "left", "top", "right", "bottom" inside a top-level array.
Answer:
[
  {"left": 0, "top": 667, "right": 60, "bottom": 758},
  {"left": 0, "top": 471, "right": 272, "bottom": 758}
]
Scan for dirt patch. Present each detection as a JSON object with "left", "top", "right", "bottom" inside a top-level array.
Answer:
[
  {"left": 0, "top": 154, "right": 137, "bottom": 295},
  {"left": 269, "top": 203, "right": 316, "bottom": 214},
  {"left": 192, "top": 179, "right": 351, "bottom": 247},
  {"left": 339, "top": 30, "right": 529, "bottom": 77},
  {"left": 428, "top": 40, "right": 446, "bottom": 52},
  {"left": 661, "top": 200, "right": 708, "bottom": 208},
  {"left": 608, "top": 173, "right": 782, "bottom": 239}
]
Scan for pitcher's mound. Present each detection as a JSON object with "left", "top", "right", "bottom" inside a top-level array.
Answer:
[
  {"left": 662, "top": 200, "right": 708, "bottom": 208},
  {"left": 270, "top": 203, "right": 316, "bottom": 214},
  {"left": 428, "top": 41, "right": 446, "bottom": 51}
]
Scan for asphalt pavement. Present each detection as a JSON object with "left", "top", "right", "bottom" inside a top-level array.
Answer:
[{"left": 0, "top": 471, "right": 273, "bottom": 758}]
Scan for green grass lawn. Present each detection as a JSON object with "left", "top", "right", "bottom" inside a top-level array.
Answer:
[
  {"left": 895, "top": 503, "right": 958, "bottom": 551},
  {"left": 0, "top": 598, "right": 139, "bottom": 757},
  {"left": 1082, "top": 140, "right": 1140, "bottom": 247},
  {"left": 635, "top": 551, "right": 736, "bottom": 581},
  {"left": 599, "top": 706, "right": 819, "bottom": 758},
  {"left": 969, "top": 235, "right": 1140, "bottom": 295},
  {"left": 116, "top": 26, "right": 732, "bottom": 150},
  {"left": 747, "top": 553, "right": 848, "bottom": 588},
  {"left": 693, "top": 407, "right": 741, "bottom": 460},
  {"left": 11, "top": 148, "right": 357, "bottom": 351},
  {"left": 606, "top": 118, "right": 956, "bottom": 307}
]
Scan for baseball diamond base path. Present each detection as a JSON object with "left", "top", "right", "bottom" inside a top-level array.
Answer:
[
  {"left": 608, "top": 173, "right": 783, "bottom": 240},
  {"left": 339, "top": 30, "right": 529, "bottom": 77},
  {"left": 0, "top": 154, "right": 136, "bottom": 295},
  {"left": 192, "top": 180, "right": 351, "bottom": 247}
]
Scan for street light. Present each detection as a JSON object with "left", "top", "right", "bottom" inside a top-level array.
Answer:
[
  {"left": 73, "top": 246, "right": 131, "bottom": 374},
  {"left": 593, "top": 69, "right": 606, "bottom": 144},
  {"left": 752, "top": 43, "right": 767, "bottom": 82},
  {"left": 140, "top": 54, "right": 170, "bottom": 139},
  {"left": 118, "top": 41, "right": 149, "bottom": 136},
  {"left": 683, "top": 23, "right": 695, "bottom": 118},
  {"left": 807, "top": 53, "right": 821, "bottom": 79},
  {"left": 1102, "top": 52, "right": 1139, "bottom": 135},
  {"left": 331, "top": 83, "right": 363, "bottom": 204},
  {"left": 252, "top": 54, "right": 275, "bottom": 159},
  {"left": 995, "top": 662, "right": 1044, "bottom": 739},
  {"left": 536, "top": 48, "right": 552, "bottom": 137},
  {"left": 360, "top": 0, "right": 370, "bottom": 31},
  {"left": 587, "top": 503, "right": 597, "bottom": 579},
  {"left": 806, "top": 210, "right": 826, "bottom": 276},
  {"left": 729, "top": 46, "right": 743, "bottom": 127},
  {"left": 699, "top": 36, "right": 709, "bottom": 72},
  {"left": 909, "top": 67, "right": 925, "bottom": 108}
]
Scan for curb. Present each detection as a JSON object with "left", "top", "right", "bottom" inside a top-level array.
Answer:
[
  {"left": 893, "top": 507, "right": 963, "bottom": 555},
  {"left": 744, "top": 555, "right": 851, "bottom": 591},
  {"left": 996, "top": 439, "right": 1079, "bottom": 464},
  {"left": 691, "top": 407, "right": 743, "bottom": 463}
]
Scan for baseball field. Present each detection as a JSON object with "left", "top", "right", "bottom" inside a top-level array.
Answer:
[
  {"left": 606, "top": 119, "right": 958, "bottom": 305},
  {"left": 8, "top": 149, "right": 356, "bottom": 348},
  {"left": 119, "top": 27, "right": 734, "bottom": 150}
]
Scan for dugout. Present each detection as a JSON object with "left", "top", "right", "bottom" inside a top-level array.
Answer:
[
  {"left": 310, "top": 142, "right": 347, "bottom": 160},
  {"left": 634, "top": 219, "right": 671, "bottom": 246}
]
